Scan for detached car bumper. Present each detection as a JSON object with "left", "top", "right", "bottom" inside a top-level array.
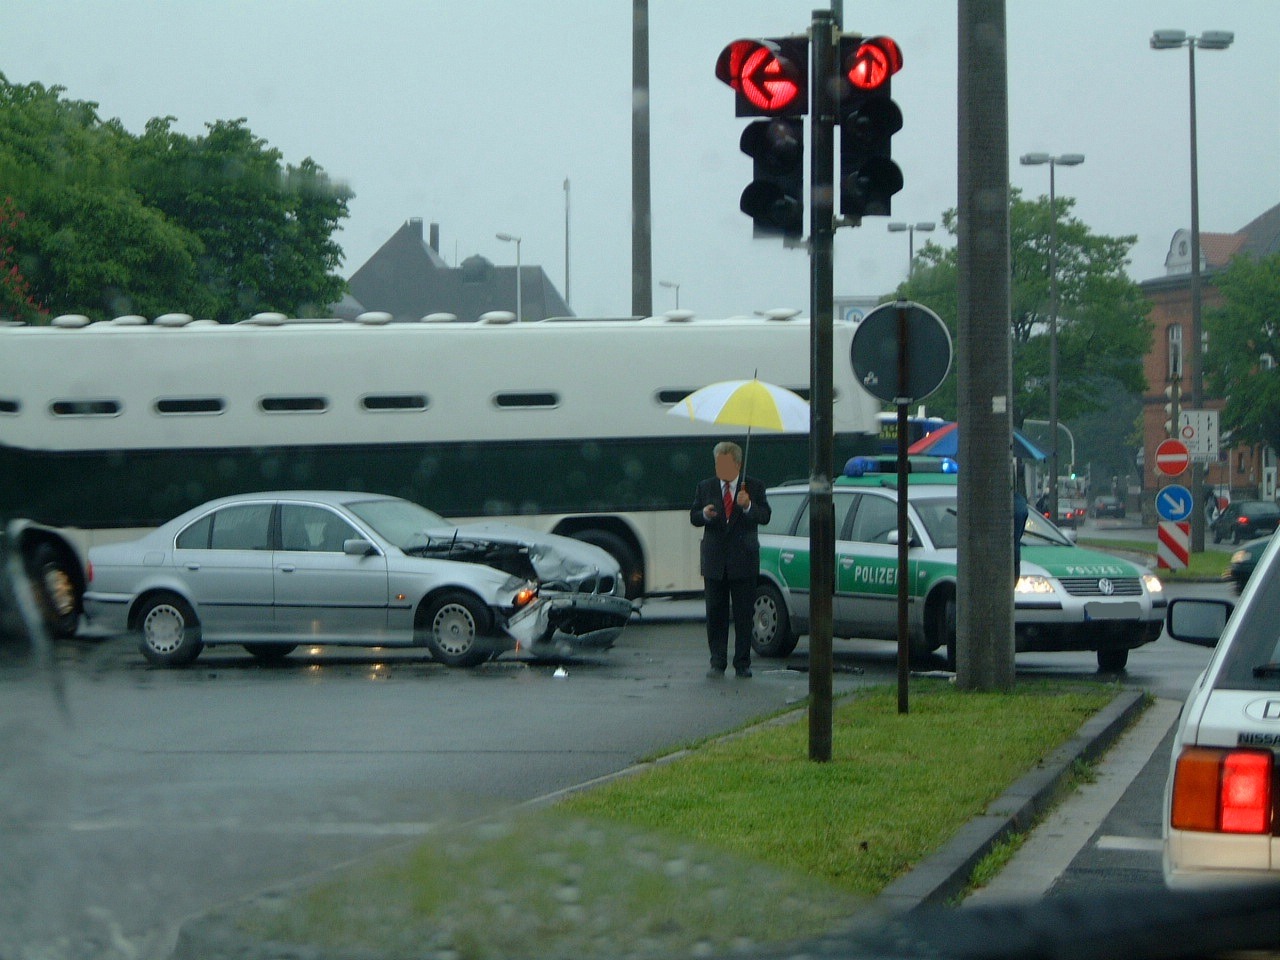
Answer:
[{"left": 506, "top": 591, "right": 636, "bottom": 654}]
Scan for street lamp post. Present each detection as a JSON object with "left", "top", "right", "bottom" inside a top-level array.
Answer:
[
  {"left": 1019, "top": 152, "right": 1084, "bottom": 524},
  {"left": 1151, "top": 29, "right": 1233, "bottom": 553},
  {"left": 658, "top": 280, "right": 681, "bottom": 309},
  {"left": 887, "top": 221, "right": 936, "bottom": 279},
  {"left": 495, "top": 232, "right": 523, "bottom": 323}
]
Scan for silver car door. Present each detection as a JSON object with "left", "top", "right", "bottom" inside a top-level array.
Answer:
[
  {"left": 274, "top": 503, "right": 390, "bottom": 642},
  {"left": 172, "top": 502, "right": 275, "bottom": 640}
]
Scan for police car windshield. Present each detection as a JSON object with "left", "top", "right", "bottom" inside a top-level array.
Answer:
[{"left": 1023, "top": 510, "right": 1073, "bottom": 546}]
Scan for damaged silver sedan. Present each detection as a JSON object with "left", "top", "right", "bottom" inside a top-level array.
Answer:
[{"left": 83, "top": 491, "right": 635, "bottom": 667}]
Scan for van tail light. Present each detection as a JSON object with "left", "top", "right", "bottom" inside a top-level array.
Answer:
[
  {"left": 86, "top": 560, "right": 94, "bottom": 583},
  {"left": 1171, "top": 746, "right": 1274, "bottom": 834}
]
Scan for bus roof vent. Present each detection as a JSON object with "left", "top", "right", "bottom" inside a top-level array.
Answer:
[
  {"left": 110, "top": 314, "right": 148, "bottom": 326},
  {"left": 355, "top": 311, "right": 393, "bottom": 325},
  {"left": 422, "top": 312, "right": 458, "bottom": 323},
  {"left": 761, "top": 308, "right": 802, "bottom": 321},
  {"left": 153, "top": 313, "right": 194, "bottom": 327},
  {"left": 664, "top": 310, "right": 695, "bottom": 322},
  {"left": 245, "top": 312, "right": 288, "bottom": 326},
  {"left": 51, "top": 314, "right": 91, "bottom": 328},
  {"left": 479, "top": 311, "right": 517, "bottom": 325}
]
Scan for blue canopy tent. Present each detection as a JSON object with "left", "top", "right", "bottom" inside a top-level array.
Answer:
[{"left": 906, "top": 421, "right": 1048, "bottom": 461}]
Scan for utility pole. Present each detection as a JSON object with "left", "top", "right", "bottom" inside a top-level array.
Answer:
[
  {"left": 956, "top": 0, "right": 1014, "bottom": 691},
  {"left": 808, "top": 8, "right": 837, "bottom": 763},
  {"left": 631, "top": 0, "right": 653, "bottom": 317}
]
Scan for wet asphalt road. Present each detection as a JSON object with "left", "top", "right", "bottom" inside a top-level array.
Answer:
[{"left": 1, "top": 584, "right": 1223, "bottom": 956}]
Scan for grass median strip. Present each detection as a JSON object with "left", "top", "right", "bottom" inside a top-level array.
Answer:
[{"left": 235, "top": 679, "right": 1115, "bottom": 959}]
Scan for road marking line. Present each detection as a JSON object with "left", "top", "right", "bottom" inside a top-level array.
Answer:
[{"left": 66, "top": 820, "right": 435, "bottom": 837}]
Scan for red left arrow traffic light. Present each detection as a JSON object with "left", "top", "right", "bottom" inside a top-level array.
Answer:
[
  {"left": 717, "top": 37, "right": 809, "bottom": 238},
  {"left": 716, "top": 37, "right": 808, "bottom": 117}
]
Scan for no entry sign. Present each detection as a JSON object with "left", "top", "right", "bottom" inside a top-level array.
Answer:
[{"left": 1155, "top": 438, "right": 1190, "bottom": 478}]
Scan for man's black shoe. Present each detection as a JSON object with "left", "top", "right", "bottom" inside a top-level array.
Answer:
[{"left": 735, "top": 668, "right": 752, "bottom": 678}]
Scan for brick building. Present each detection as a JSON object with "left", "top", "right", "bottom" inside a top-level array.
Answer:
[{"left": 1138, "top": 203, "right": 1280, "bottom": 512}]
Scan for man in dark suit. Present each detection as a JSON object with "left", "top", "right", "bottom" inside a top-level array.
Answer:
[{"left": 690, "top": 441, "right": 771, "bottom": 679}]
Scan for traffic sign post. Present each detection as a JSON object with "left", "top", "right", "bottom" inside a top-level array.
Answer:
[
  {"left": 1155, "top": 438, "right": 1191, "bottom": 477},
  {"left": 1178, "top": 409, "right": 1220, "bottom": 462},
  {"left": 1155, "top": 483, "right": 1194, "bottom": 522},
  {"left": 1158, "top": 521, "right": 1190, "bottom": 570}
]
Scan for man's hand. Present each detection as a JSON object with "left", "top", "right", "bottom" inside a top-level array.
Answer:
[
  {"left": 703, "top": 503, "right": 718, "bottom": 520},
  {"left": 736, "top": 488, "right": 751, "bottom": 509}
]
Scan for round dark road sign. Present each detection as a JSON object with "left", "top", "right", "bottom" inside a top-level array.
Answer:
[{"left": 849, "top": 300, "right": 952, "bottom": 403}]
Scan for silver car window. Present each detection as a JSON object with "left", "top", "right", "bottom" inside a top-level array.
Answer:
[
  {"left": 280, "top": 503, "right": 358, "bottom": 552},
  {"left": 208, "top": 503, "right": 273, "bottom": 551},
  {"left": 346, "top": 497, "right": 450, "bottom": 549}
]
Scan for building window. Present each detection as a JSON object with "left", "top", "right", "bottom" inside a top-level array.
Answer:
[{"left": 1167, "top": 324, "right": 1183, "bottom": 380}]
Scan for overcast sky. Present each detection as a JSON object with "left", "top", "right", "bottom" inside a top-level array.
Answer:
[{"left": 4, "top": 1, "right": 1278, "bottom": 320}]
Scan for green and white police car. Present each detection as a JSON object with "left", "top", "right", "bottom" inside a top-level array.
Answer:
[{"left": 752, "top": 457, "right": 1165, "bottom": 671}]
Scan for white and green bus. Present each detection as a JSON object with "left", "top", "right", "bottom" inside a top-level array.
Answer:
[{"left": 0, "top": 310, "right": 881, "bottom": 635}]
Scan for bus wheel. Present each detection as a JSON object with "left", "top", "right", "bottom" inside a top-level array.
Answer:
[
  {"left": 752, "top": 583, "right": 798, "bottom": 658},
  {"left": 420, "top": 591, "right": 492, "bottom": 668},
  {"left": 243, "top": 643, "right": 297, "bottom": 663},
  {"left": 136, "top": 594, "right": 203, "bottom": 667},
  {"left": 30, "top": 543, "right": 80, "bottom": 639},
  {"left": 572, "top": 530, "right": 643, "bottom": 600}
]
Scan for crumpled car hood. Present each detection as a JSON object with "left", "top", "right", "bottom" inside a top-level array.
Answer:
[{"left": 420, "top": 521, "right": 621, "bottom": 587}]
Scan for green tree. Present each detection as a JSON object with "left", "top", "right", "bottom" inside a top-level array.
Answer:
[
  {"left": 1204, "top": 252, "right": 1280, "bottom": 454},
  {"left": 895, "top": 189, "right": 1151, "bottom": 433},
  {"left": 0, "top": 197, "right": 45, "bottom": 322},
  {"left": 129, "top": 117, "right": 352, "bottom": 321},
  {"left": 0, "top": 74, "right": 203, "bottom": 319},
  {"left": 0, "top": 73, "right": 351, "bottom": 322}
]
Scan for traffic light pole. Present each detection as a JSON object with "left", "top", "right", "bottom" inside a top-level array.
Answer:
[{"left": 808, "top": 8, "right": 836, "bottom": 763}]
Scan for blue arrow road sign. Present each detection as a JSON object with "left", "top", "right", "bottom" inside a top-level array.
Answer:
[{"left": 1156, "top": 484, "right": 1194, "bottom": 522}]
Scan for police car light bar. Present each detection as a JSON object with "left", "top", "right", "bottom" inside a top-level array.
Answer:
[{"left": 844, "top": 455, "right": 958, "bottom": 477}]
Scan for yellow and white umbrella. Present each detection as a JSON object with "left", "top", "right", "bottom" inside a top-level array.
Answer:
[{"left": 668, "top": 378, "right": 809, "bottom": 473}]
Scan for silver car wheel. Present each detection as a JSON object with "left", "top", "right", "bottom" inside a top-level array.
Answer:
[
  {"left": 143, "top": 602, "right": 188, "bottom": 655},
  {"left": 430, "top": 602, "right": 478, "bottom": 657}
]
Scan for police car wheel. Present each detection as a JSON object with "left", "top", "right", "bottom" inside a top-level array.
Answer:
[
  {"left": 1097, "top": 647, "right": 1128, "bottom": 672},
  {"left": 751, "top": 583, "right": 797, "bottom": 658}
]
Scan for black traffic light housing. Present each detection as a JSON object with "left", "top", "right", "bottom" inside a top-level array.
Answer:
[
  {"left": 716, "top": 37, "right": 808, "bottom": 238},
  {"left": 838, "top": 35, "right": 903, "bottom": 219},
  {"left": 739, "top": 118, "right": 805, "bottom": 238}
]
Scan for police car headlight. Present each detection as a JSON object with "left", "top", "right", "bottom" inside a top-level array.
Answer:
[
  {"left": 1142, "top": 573, "right": 1163, "bottom": 594},
  {"left": 1015, "top": 575, "right": 1056, "bottom": 595}
]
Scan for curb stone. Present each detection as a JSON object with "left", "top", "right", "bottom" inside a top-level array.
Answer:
[{"left": 876, "top": 688, "right": 1147, "bottom": 913}]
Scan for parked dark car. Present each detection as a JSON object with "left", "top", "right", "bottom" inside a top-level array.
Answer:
[
  {"left": 1224, "top": 533, "right": 1270, "bottom": 593},
  {"left": 1091, "top": 495, "right": 1125, "bottom": 519},
  {"left": 1210, "top": 499, "right": 1280, "bottom": 544}
]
